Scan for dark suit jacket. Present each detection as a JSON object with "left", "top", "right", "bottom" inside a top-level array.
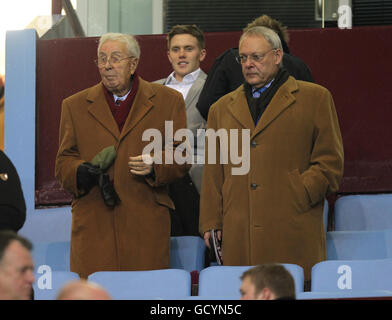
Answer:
[{"left": 0, "top": 150, "right": 26, "bottom": 232}]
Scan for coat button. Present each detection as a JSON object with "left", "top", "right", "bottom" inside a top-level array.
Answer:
[
  {"left": 251, "top": 140, "right": 257, "bottom": 148},
  {"left": 250, "top": 183, "right": 258, "bottom": 190}
]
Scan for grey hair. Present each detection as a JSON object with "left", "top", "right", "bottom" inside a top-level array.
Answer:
[
  {"left": 240, "top": 26, "right": 283, "bottom": 67},
  {"left": 240, "top": 26, "right": 283, "bottom": 51},
  {"left": 98, "top": 33, "right": 141, "bottom": 59}
]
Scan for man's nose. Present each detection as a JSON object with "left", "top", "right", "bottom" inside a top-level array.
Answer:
[{"left": 25, "top": 269, "right": 35, "bottom": 284}]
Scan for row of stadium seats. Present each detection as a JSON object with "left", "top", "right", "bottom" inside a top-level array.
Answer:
[
  {"left": 30, "top": 193, "right": 392, "bottom": 299},
  {"left": 32, "top": 260, "right": 392, "bottom": 300},
  {"left": 32, "top": 228, "right": 392, "bottom": 274}
]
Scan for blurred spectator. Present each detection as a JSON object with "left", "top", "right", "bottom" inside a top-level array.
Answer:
[
  {"left": 240, "top": 264, "right": 295, "bottom": 300},
  {"left": 57, "top": 280, "right": 112, "bottom": 300},
  {"left": 0, "top": 230, "right": 34, "bottom": 300},
  {"left": 0, "top": 150, "right": 26, "bottom": 232}
]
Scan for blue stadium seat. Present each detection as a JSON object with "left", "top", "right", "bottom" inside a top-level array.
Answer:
[
  {"left": 334, "top": 194, "right": 392, "bottom": 231},
  {"left": 326, "top": 229, "right": 392, "bottom": 260},
  {"left": 33, "top": 270, "right": 79, "bottom": 300},
  {"left": 170, "top": 236, "right": 206, "bottom": 272},
  {"left": 311, "top": 259, "right": 392, "bottom": 292},
  {"left": 298, "top": 290, "right": 392, "bottom": 300},
  {"left": 88, "top": 269, "right": 192, "bottom": 300},
  {"left": 323, "top": 199, "right": 329, "bottom": 233},
  {"left": 32, "top": 241, "right": 71, "bottom": 271},
  {"left": 198, "top": 264, "right": 304, "bottom": 299}
]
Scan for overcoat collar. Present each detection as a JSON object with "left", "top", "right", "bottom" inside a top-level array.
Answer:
[
  {"left": 86, "top": 77, "right": 154, "bottom": 143},
  {"left": 227, "top": 76, "right": 298, "bottom": 138}
]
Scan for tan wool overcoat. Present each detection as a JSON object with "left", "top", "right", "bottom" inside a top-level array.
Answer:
[
  {"left": 55, "top": 77, "right": 189, "bottom": 278},
  {"left": 200, "top": 76, "right": 344, "bottom": 280}
]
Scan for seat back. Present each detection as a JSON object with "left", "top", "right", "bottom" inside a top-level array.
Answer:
[
  {"left": 170, "top": 236, "right": 206, "bottom": 272},
  {"left": 32, "top": 241, "right": 70, "bottom": 271},
  {"left": 198, "top": 264, "right": 304, "bottom": 299},
  {"left": 298, "top": 290, "right": 392, "bottom": 300},
  {"left": 311, "top": 259, "right": 392, "bottom": 292},
  {"left": 323, "top": 199, "right": 329, "bottom": 233},
  {"left": 334, "top": 194, "right": 392, "bottom": 231},
  {"left": 88, "top": 269, "right": 191, "bottom": 300},
  {"left": 326, "top": 229, "right": 392, "bottom": 260},
  {"left": 33, "top": 271, "right": 79, "bottom": 300}
]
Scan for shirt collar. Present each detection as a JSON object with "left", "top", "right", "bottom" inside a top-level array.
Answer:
[
  {"left": 165, "top": 68, "right": 201, "bottom": 85},
  {"left": 252, "top": 78, "right": 274, "bottom": 94}
]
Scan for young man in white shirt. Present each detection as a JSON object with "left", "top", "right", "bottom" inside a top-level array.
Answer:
[{"left": 155, "top": 25, "right": 207, "bottom": 237}]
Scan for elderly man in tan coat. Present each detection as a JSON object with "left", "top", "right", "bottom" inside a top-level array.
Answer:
[
  {"left": 200, "top": 26, "right": 344, "bottom": 283},
  {"left": 55, "top": 33, "right": 189, "bottom": 279}
]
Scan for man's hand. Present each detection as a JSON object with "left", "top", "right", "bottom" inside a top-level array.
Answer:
[
  {"left": 203, "top": 229, "right": 222, "bottom": 249},
  {"left": 128, "top": 154, "right": 153, "bottom": 176}
]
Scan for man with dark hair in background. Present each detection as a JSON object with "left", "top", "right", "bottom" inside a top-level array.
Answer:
[
  {"left": 0, "top": 230, "right": 34, "bottom": 300},
  {"left": 155, "top": 25, "right": 207, "bottom": 236}
]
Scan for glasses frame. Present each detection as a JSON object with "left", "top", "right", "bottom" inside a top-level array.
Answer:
[
  {"left": 236, "top": 49, "right": 278, "bottom": 64},
  {"left": 94, "top": 56, "right": 134, "bottom": 68}
]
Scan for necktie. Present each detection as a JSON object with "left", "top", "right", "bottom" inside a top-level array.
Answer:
[
  {"left": 115, "top": 99, "right": 122, "bottom": 106},
  {"left": 252, "top": 86, "right": 268, "bottom": 98}
]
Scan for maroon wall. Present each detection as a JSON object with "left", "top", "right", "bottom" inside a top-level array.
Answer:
[{"left": 35, "top": 26, "right": 392, "bottom": 206}]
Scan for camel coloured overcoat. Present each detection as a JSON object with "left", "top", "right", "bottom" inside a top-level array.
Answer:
[
  {"left": 199, "top": 76, "right": 344, "bottom": 280},
  {"left": 55, "top": 77, "right": 189, "bottom": 278}
]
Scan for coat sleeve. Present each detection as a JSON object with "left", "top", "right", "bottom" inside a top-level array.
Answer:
[
  {"left": 55, "top": 99, "right": 85, "bottom": 196},
  {"left": 198, "top": 105, "right": 224, "bottom": 235},
  {"left": 301, "top": 88, "right": 344, "bottom": 206},
  {"left": 145, "top": 91, "right": 191, "bottom": 187}
]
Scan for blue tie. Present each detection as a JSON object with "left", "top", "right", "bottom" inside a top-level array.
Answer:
[{"left": 252, "top": 86, "right": 268, "bottom": 98}]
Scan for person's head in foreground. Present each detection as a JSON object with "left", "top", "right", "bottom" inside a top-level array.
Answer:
[
  {"left": 0, "top": 230, "right": 34, "bottom": 300},
  {"left": 240, "top": 263, "right": 296, "bottom": 300},
  {"left": 57, "top": 279, "right": 112, "bottom": 300}
]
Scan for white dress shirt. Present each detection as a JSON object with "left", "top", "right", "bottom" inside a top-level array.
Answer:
[{"left": 164, "top": 68, "right": 201, "bottom": 100}]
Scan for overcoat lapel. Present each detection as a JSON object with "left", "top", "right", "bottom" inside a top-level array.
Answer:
[
  {"left": 119, "top": 78, "right": 154, "bottom": 142},
  {"left": 227, "top": 86, "right": 255, "bottom": 132},
  {"left": 87, "top": 84, "right": 120, "bottom": 140},
  {"left": 251, "top": 77, "right": 298, "bottom": 139}
]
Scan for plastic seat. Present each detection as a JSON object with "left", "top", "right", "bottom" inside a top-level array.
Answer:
[
  {"left": 298, "top": 290, "right": 392, "bottom": 300},
  {"left": 311, "top": 259, "right": 392, "bottom": 292},
  {"left": 323, "top": 199, "right": 329, "bottom": 233},
  {"left": 88, "top": 269, "right": 191, "bottom": 300},
  {"left": 32, "top": 241, "right": 71, "bottom": 271},
  {"left": 326, "top": 229, "right": 392, "bottom": 260},
  {"left": 334, "top": 194, "right": 392, "bottom": 231},
  {"left": 198, "top": 264, "right": 304, "bottom": 299},
  {"left": 170, "top": 236, "right": 206, "bottom": 272},
  {"left": 33, "top": 271, "right": 79, "bottom": 300}
]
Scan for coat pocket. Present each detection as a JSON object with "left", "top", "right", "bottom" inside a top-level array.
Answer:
[{"left": 287, "top": 169, "right": 312, "bottom": 213}]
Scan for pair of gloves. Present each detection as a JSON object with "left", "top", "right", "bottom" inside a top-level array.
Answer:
[{"left": 76, "top": 146, "right": 120, "bottom": 208}]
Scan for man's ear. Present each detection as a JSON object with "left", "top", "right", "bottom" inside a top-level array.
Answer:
[
  {"left": 274, "top": 48, "right": 283, "bottom": 66},
  {"left": 199, "top": 49, "right": 207, "bottom": 62},
  {"left": 256, "top": 287, "right": 273, "bottom": 300}
]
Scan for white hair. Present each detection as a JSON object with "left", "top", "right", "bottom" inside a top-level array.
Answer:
[{"left": 98, "top": 33, "right": 141, "bottom": 59}]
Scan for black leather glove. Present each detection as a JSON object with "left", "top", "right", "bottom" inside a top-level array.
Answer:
[
  {"left": 76, "top": 162, "right": 101, "bottom": 196},
  {"left": 98, "top": 173, "right": 120, "bottom": 208}
]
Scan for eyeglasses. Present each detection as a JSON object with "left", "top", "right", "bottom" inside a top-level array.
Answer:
[
  {"left": 236, "top": 49, "right": 277, "bottom": 64},
  {"left": 94, "top": 55, "right": 134, "bottom": 68}
]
